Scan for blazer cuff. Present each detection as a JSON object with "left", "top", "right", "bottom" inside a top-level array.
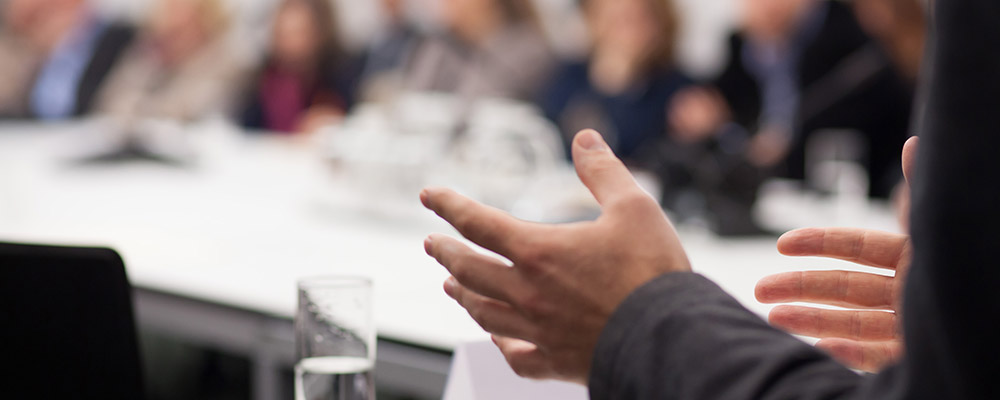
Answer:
[{"left": 588, "top": 272, "right": 729, "bottom": 399}]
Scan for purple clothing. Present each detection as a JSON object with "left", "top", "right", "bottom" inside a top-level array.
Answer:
[{"left": 259, "top": 68, "right": 308, "bottom": 133}]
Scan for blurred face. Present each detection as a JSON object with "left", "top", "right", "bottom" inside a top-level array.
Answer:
[
  {"left": 853, "top": 0, "right": 896, "bottom": 39},
  {"left": 440, "top": 0, "right": 501, "bottom": 40},
  {"left": 587, "top": 0, "right": 660, "bottom": 60},
  {"left": 151, "top": 1, "right": 201, "bottom": 37},
  {"left": 742, "top": 0, "right": 814, "bottom": 43},
  {"left": 3, "top": 0, "right": 74, "bottom": 36},
  {"left": 272, "top": 1, "right": 323, "bottom": 68},
  {"left": 381, "top": 0, "right": 406, "bottom": 20},
  {"left": 149, "top": 0, "right": 214, "bottom": 63}
]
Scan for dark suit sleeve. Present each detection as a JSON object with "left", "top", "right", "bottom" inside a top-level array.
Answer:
[
  {"left": 74, "top": 23, "right": 135, "bottom": 116},
  {"left": 588, "top": 0, "right": 1000, "bottom": 398},
  {"left": 589, "top": 273, "right": 865, "bottom": 400}
]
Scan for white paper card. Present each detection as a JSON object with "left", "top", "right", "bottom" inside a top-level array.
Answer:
[{"left": 443, "top": 341, "right": 589, "bottom": 400}]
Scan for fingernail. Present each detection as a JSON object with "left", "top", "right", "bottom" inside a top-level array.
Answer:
[
  {"left": 578, "top": 130, "right": 608, "bottom": 152},
  {"left": 423, "top": 236, "right": 433, "bottom": 256},
  {"left": 444, "top": 277, "right": 457, "bottom": 296},
  {"left": 419, "top": 189, "right": 430, "bottom": 208}
]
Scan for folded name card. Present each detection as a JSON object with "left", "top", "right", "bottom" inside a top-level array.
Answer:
[{"left": 443, "top": 341, "right": 588, "bottom": 400}]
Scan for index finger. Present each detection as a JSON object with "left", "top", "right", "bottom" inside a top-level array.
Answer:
[
  {"left": 777, "top": 228, "right": 910, "bottom": 270},
  {"left": 421, "top": 187, "right": 524, "bottom": 258}
]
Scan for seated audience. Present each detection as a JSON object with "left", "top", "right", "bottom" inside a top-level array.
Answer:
[
  {"left": 0, "top": 1, "right": 42, "bottom": 118},
  {"left": 852, "top": 0, "right": 925, "bottom": 85},
  {"left": 404, "top": 0, "right": 554, "bottom": 101},
  {"left": 4, "top": 0, "right": 134, "bottom": 120},
  {"left": 419, "top": 1, "right": 1000, "bottom": 395},
  {"left": 542, "top": 0, "right": 764, "bottom": 235},
  {"left": 357, "top": 0, "right": 424, "bottom": 102},
  {"left": 541, "top": 0, "right": 689, "bottom": 162},
  {"left": 240, "top": 0, "right": 355, "bottom": 134},
  {"left": 672, "top": 0, "right": 913, "bottom": 198},
  {"left": 95, "top": 0, "right": 245, "bottom": 123}
]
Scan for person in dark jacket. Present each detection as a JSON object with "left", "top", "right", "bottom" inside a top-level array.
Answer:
[
  {"left": 541, "top": 0, "right": 688, "bottom": 163},
  {"left": 241, "top": 0, "right": 356, "bottom": 134},
  {"left": 356, "top": 0, "right": 424, "bottom": 102},
  {"left": 419, "top": 0, "right": 1000, "bottom": 398},
  {"left": 673, "top": 0, "right": 913, "bottom": 198},
  {"left": 1, "top": 0, "right": 134, "bottom": 120},
  {"left": 541, "top": 0, "right": 770, "bottom": 233},
  {"left": 403, "top": 0, "right": 554, "bottom": 101}
]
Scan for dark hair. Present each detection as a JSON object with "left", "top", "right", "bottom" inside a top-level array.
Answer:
[
  {"left": 268, "top": 0, "right": 353, "bottom": 103},
  {"left": 278, "top": 0, "right": 344, "bottom": 58}
]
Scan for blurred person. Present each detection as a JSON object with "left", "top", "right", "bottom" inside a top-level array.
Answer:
[
  {"left": 851, "top": 0, "right": 926, "bottom": 227},
  {"left": 404, "top": 0, "right": 555, "bottom": 101},
  {"left": 671, "top": 0, "right": 913, "bottom": 198},
  {"left": 95, "top": 0, "right": 246, "bottom": 123},
  {"left": 540, "top": 0, "right": 688, "bottom": 162},
  {"left": 853, "top": 0, "right": 925, "bottom": 84},
  {"left": 541, "top": 0, "right": 766, "bottom": 235},
  {"left": 5, "top": 0, "right": 135, "bottom": 120},
  {"left": 419, "top": 0, "right": 1000, "bottom": 395},
  {"left": 0, "top": 0, "right": 42, "bottom": 118},
  {"left": 357, "top": 0, "right": 424, "bottom": 102},
  {"left": 240, "top": 0, "right": 356, "bottom": 134}
]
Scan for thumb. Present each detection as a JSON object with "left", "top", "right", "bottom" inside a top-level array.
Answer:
[
  {"left": 901, "top": 136, "right": 919, "bottom": 185},
  {"left": 571, "top": 129, "right": 643, "bottom": 206}
]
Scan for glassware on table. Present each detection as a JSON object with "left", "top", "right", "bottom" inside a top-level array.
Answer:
[{"left": 295, "top": 276, "right": 375, "bottom": 400}]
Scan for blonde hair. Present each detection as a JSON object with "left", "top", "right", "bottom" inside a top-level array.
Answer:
[
  {"left": 192, "top": 0, "right": 231, "bottom": 35},
  {"left": 151, "top": 0, "right": 232, "bottom": 37}
]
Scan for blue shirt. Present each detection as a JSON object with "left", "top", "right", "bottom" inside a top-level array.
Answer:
[{"left": 30, "top": 16, "right": 108, "bottom": 120}]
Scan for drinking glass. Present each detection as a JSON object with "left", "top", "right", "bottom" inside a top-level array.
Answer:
[{"left": 295, "top": 276, "right": 376, "bottom": 400}]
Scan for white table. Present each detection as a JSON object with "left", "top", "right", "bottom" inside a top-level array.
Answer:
[{"left": 0, "top": 122, "right": 901, "bottom": 399}]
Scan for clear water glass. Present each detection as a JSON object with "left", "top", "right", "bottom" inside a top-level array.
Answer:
[{"left": 295, "top": 277, "right": 375, "bottom": 400}]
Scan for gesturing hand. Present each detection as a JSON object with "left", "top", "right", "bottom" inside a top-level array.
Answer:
[
  {"left": 754, "top": 137, "right": 919, "bottom": 372},
  {"left": 756, "top": 228, "right": 910, "bottom": 372},
  {"left": 421, "top": 129, "right": 691, "bottom": 384}
]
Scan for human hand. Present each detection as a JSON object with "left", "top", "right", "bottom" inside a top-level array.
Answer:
[
  {"left": 295, "top": 105, "right": 345, "bottom": 134},
  {"left": 893, "top": 136, "right": 919, "bottom": 231},
  {"left": 421, "top": 129, "right": 691, "bottom": 383},
  {"left": 668, "top": 86, "right": 729, "bottom": 143},
  {"left": 754, "top": 137, "right": 919, "bottom": 372},
  {"left": 747, "top": 126, "right": 792, "bottom": 167},
  {"left": 756, "top": 228, "right": 910, "bottom": 372}
]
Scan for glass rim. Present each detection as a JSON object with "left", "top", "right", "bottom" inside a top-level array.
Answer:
[{"left": 297, "top": 275, "right": 372, "bottom": 290}]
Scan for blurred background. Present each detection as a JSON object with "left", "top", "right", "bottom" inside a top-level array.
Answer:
[{"left": 0, "top": 0, "right": 923, "bottom": 399}]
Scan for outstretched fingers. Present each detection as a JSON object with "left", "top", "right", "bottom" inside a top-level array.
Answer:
[
  {"left": 570, "top": 130, "right": 651, "bottom": 208},
  {"left": 768, "top": 305, "right": 898, "bottom": 341},
  {"left": 756, "top": 270, "right": 895, "bottom": 309},
  {"left": 443, "top": 278, "right": 539, "bottom": 342},
  {"left": 421, "top": 187, "right": 524, "bottom": 259},
  {"left": 777, "top": 228, "right": 910, "bottom": 270},
  {"left": 425, "top": 234, "right": 523, "bottom": 304}
]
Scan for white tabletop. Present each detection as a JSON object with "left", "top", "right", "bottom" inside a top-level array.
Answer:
[{"left": 0, "top": 122, "right": 902, "bottom": 351}]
